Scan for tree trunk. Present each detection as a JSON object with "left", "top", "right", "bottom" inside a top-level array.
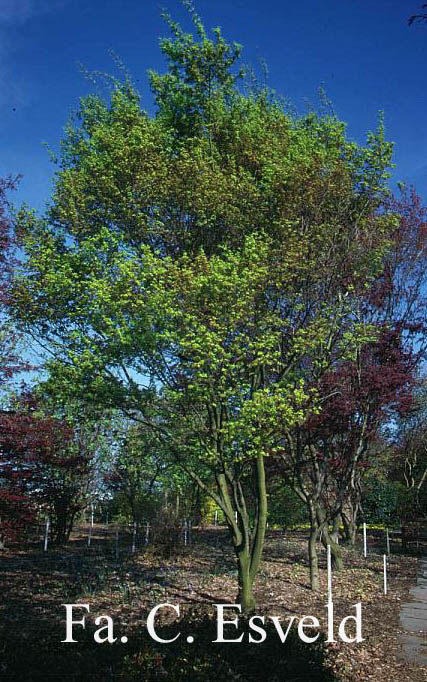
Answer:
[
  {"left": 316, "top": 507, "right": 344, "bottom": 571},
  {"left": 192, "top": 485, "right": 202, "bottom": 526},
  {"left": 341, "top": 487, "right": 361, "bottom": 546},
  {"left": 330, "top": 513, "right": 341, "bottom": 544},
  {"left": 66, "top": 511, "right": 76, "bottom": 542},
  {"left": 322, "top": 525, "right": 344, "bottom": 571},
  {"left": 249, "top": 452, "right": 268, "bottom": 583},
  {"left": 53, "top": 503, "right": 68, "bottom": 545},
  {"left": 308, "top": 506, "right": 320, "bottom": 591},
  {"left": 308, "top": 528, "right": 320, "bottom": 590},
  {"left": 215, "top": 451, "right": 268, "bottom": 613},
  {"left": 237, "top": 544, "right": 256, "bottom": 613},
  {"left": 342, "top": 510, "right": 357, "bottom": 546}
]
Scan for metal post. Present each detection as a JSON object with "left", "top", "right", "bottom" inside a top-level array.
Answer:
[
  {"left": 386, "top": 528, "right": 390, "bottom": 556},
  {"left": 327, "top": 544, "right": 332, "bottom": 604},
  {"left": 132, "top": 522, "right": 137, "bottom": 553},
  {"left": 43, "top": 516, "right": 50, "bottom": 552},
  {"left": 87, "top": 504, "right": 94, "bottom": 546},
  {"left": 383, "top": 554, "right": 387, "bottom": 595},
  {"left": 363, "top": 522, "right": 367, "bottom": 558}
]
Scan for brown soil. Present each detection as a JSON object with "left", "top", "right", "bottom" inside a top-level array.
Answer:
[{"left": 0, "top": 525, "right": 426, "bottom": 681}]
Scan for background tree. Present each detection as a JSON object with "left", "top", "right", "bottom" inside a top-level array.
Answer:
[
  {"left": 104, "top": 420, "right": 172, "bottom": 527},
  {"left": 0, "top": 392, "right": 106, "bottom": 544},
  {"left": 273, "top": 184, "right": 426, "bottom": 586},
  {"left": 389, "top": 384, "right": 427, "bottom": 518}
]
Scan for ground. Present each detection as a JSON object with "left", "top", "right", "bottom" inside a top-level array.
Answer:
[{"left": 0, "top": 525, "right": 426, "bottom": 681}]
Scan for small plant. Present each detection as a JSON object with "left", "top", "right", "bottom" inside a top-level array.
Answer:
[{"left": 150, "top": 507, "right": 186, "bottom": 559}]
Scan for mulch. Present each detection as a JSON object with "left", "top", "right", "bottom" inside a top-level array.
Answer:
[{"left": 0, "top": 526, "right": 426, "bottom": 681}]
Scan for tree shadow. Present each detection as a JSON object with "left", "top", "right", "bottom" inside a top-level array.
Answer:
[{"left": 1, "top": 599, "right": 338, "bottom": 682}]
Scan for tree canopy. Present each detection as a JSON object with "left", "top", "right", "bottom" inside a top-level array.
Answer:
[{"left": 9, "top": 9, "right": 426, "bottom": 608}]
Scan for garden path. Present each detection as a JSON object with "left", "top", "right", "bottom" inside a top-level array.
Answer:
[{"left": 400, "top": 558, "right": 427, "bottom": 666}]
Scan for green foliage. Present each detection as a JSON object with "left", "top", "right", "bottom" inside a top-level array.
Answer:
[
  {"left": 267, "top": 483, "right": 308, "bottom": 528},
  {"left": 200, "top": 492, "right": 223, "bottom": 525},
  {"left": 10, "top": 6, "right": 401, "bottom": 602},
  {"left": 363, "top": 479, "right": 401, "bottom": 526}
]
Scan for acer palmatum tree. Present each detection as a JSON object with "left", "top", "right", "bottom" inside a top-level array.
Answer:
[
  {"left": 277, "top": 326, "right": 415, "bottom": 588},
  {"left": 346, "top": 186, "right": 427, "bottom": 530},
  {"left": 13, "top": 8, "right": 407, "bottom": 610},
  {"left": 0, "top": 394, "right": 97, "bottom": 545},
  {"left": 276, "top": 188, "right": 426, "bottom": 589}
]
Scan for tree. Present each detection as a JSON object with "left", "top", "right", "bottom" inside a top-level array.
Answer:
[
  {"left": 0, "top": 393, "right": 103, "bottom": 544},
  {"left": 104, "top": 420, "right": 172, "bottom": 527},
  {"left": 336, "top": 186, "right": 427, "bottom": 539},
  {"left": 390, "top": 384, "right": 427, "bottom": 518},
  {"left": 276, "top": 185, "right": 426, "bottom": 587},
  {"left": 288, "top": 326, "right": 413, "bottom": 585},
  {"left": 12, "top": 9, "right": 399, "bottom": 609}
]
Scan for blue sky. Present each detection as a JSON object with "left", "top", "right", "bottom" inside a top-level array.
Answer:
[{"left": 1, "top": 0, "right": 427, "bottom": 212}]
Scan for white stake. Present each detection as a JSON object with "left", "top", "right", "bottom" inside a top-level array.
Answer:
[
  {"left": 363, "top": 522, "right": 367, "bottom": 558},
  {"left": 145, "top": 521, "right": 149, "bottom": 545},
  {"left": 235, "top": 511, "right": 238, "bottom": 523},
  {"left": 383, "top": 554, "right": 387, "bottom": 595},
  {"left": 43, "top": 516, "right": 50, "bottom": 552},
  {"left": 87, "top": 504, "right": 94, "bottom": 546},
  {"left": 386, "top": 528, "right": 390, "bottom": 556},
  {"left": 132, "top": 522, "right": 137, "bottom": 553},
  {"left": 115, "top": 529, "right": 119, "bottom": 559},
  {"left": 214, "top": 510, "right": 218, "bottom": 526},
  {"left": 327, "top": 544, "right": 332, "bottom": 604}
]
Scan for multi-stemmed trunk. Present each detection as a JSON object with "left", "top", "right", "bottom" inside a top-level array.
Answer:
[
  {"left": 52, "top": 502, "right": 69, "bottom": 545},
  {"left": 341, "top": 487, "right": 362, "bottom": 546},
  {"left": 307, "top": 502, "right": 344, "bottom": 591},
  {"left": 321, "top": 524, "right": 344, "bottom": 570},
  {"left": 342, "top": 509, "right": 358, "bottom": 546},
  {"left": 216, "top": 452, "right": 268, "bottom": 613},
  {"left": 317, "top": 508, "right": 344, "bottom": 571}
]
